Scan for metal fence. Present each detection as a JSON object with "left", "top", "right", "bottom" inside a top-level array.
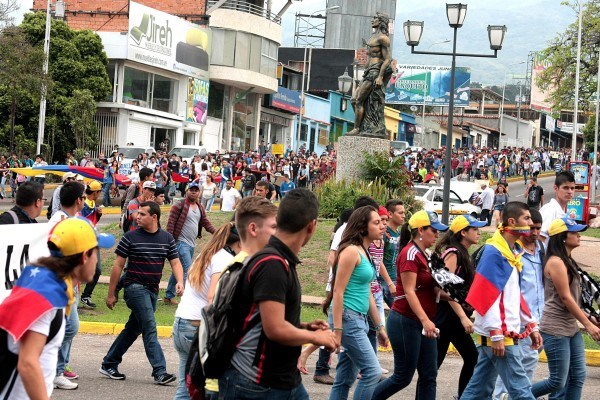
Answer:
[{"left": 207, "top": 0, "right": 281, "bottom": 24}]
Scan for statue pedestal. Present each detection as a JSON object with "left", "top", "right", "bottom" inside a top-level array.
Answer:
[{"left": 336, "top": 135, "right": 390, "bottom": 182}]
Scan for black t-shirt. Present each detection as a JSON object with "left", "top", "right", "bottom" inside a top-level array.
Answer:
[
  {"left": 168, "top": 160, "right": 180, "bottom": 173},
  {"left": 231, "top": 236, "right": 302, "bottom": 390},
  {"left": 527, "top": 185, "right": 544, "bottom": 206}
]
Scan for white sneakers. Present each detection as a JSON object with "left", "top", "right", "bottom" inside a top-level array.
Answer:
[{"left": 54, "top": 374, "right": 78, "bottom": 390}]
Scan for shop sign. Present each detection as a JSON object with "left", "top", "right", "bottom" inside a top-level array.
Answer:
[
  {"left": 187, "top": 78, "right": 210, "bottom": 125},
  {"left": 128, "top": 1, "right": 210, "bottom": 79},
  {"left": 269, "top": 86, "right": 301, "bottom": 113},
  {"left": 567, "top": 196, "right": 585, "bottom": 221},
  {"left": 260, "top": 112, "right": 290, "bottom": 127}
]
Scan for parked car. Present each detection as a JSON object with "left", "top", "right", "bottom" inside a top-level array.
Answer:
[
  {"left": 413, "top": 184, "right": 481, "bottom": 221},
  {"left": 118, "top": 145, "right": 156, "bottom": 175},
  {"left": 391, "top": 140, "right": 409, "bottom": 157},
  {"left": 169, "top": 145, "right": 206, "bottom": 164}
]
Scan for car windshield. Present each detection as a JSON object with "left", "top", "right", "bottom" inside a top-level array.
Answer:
[
  {"left": 413, "top": 187, "right": 430, "bottom": 197},
  {"left": 171, "top": 148, "right": 198, "bottom": 158},
  {"left": 120, "top": 148, "right": 146, "bottom": 159}
]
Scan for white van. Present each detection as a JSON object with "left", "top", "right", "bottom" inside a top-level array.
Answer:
[
  {"left": 390, "top": 141, "right": 409, "bottom": 156},
  {"left": 413, "top": 184, "right": 481, "bottom": 220},
  {"left": 118, "top": 145, "right": 156, "bottom": 175},
  {"left": 169, "top": 145, "right": 207, "bottom": 164}
]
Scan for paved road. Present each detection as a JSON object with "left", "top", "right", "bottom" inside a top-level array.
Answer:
[{"left": 52, "top": 333, "right": 600, "bottom": 399}]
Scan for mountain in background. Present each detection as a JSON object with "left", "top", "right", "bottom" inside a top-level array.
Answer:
[{"left": 280, "top": 0, "right": 575, "bottom": 86}]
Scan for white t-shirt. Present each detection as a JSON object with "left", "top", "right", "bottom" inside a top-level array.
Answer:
[
  {"left": 479, "top": 187, "right": 495, "bottom": 210},
  {"left": 0, "top": 309, "right": 65, "bottom": 399},
  {"left": 326, "top": 223, "right": 347, "bottom": 292},
  {"left": 175, "top": 248, "right": 234, "bottom": 320},
  {"left": 202, "top": 182, "right": 216, "bottom": 199},
  {"left": 540, "top": 198, "right": 567, "bottom": 245},
  {"left": 48, "top": 210, "right": 70, "bottom": 224},
  {"left": 532, "top": 161, "right": 542, "bottom": 173},
  {"left": 221, "top": 188, "right": 241, "bottom": 211}
]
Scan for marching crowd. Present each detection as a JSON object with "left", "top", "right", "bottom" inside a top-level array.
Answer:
[{"left": 1, "top": 143, "right": 600, "bottom": 400}]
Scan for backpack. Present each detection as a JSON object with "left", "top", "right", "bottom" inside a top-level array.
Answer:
[
  {"left": 120, "top": 184, "right": 140, "bottom": 211},
  {"left": 121, "top": 198, "right": 139, "bottom": 233},
  {"left": 0, "top": 309, "right": 63, "bottom": 394},
  {"left": 185, "top": 249, "right": 285, "bottom": 399}
]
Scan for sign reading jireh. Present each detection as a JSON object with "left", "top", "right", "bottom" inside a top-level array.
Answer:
[
  {"left": 0, "top": 223, "right": 51, "bottom": 303},
  {"left": 128, "top": 1, "right": 211, "bottom": 79}
]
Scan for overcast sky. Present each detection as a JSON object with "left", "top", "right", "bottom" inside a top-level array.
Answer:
[{"left": 14, "top": 0, "right": 576, "bottom": 84}]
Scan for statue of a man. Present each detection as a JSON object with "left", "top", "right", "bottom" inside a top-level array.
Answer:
[{"left": 347, "top": 12, "right": 393, "bottom": 138}]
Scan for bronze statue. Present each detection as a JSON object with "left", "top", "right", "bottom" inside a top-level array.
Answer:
[{"left": 347, "top": 12, "right": 393, "bottom": 139}]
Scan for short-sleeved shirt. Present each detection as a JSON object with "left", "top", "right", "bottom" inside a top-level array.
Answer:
[
  {"left": 116, "top": 228, "right": 179, "bottom": 293},
  {"left": 392, "top": 242, "right": 437, "bottom": 321},
  {"left": 540, "top": 198, "right": 566, "bottom": 244},
  {"left": 382, "top": 227, "right": 401, "bottom": 281},
  {"left": 231, "top": 236, "right": 302, "bottom": 390}
]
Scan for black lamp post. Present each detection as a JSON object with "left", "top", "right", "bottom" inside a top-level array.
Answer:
[
  {"left": 338, "top": 67, "right": 353, "bottom": 112},
  {"left": 403, "top": 3, "right": 507, "bottom": 224}
]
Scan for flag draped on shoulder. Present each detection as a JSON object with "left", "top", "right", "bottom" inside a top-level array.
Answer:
[
  {"left": 466, "top": 229, "right": 523, "bottom": 315},
  {"left": 0, "top": 266, "right": 68, "bottom": 341}
]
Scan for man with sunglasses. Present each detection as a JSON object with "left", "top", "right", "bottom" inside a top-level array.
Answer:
[
  {"left": 493, "top": 208, "right": 546, "bottom": 400},
  {"left": 49, "top": 172, "right": 77, "bottom": 219}
]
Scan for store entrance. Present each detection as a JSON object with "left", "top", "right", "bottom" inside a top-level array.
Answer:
[{"left": 151, "top": 127, "right": 176, "bottom": 152}]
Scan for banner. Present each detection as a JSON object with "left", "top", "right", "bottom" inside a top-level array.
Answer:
[
  {"left": 128, "top": 1, "right": 211, "bottom": 79},
  {"left": 186, "top": 78, "right": 210, "bottom": 125},
  {"left": 0, "top": 223, "right": 52, "bottom": 303},
  {"left": 385, "top": 64, "right": 471, "bottom": 107}
]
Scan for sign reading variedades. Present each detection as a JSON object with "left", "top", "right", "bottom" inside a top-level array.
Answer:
[
  {"left": 128, "top": 1, "right": 210, "bottom": 79},
  {"left": 0, "top": 223, "right": 51, "bottom": 303},
  {"left": 385, "top": 64, "right": 471, "bottom": 107}
]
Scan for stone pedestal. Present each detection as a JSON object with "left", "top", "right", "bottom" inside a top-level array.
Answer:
[{"left": 336, "top": 135, "right": 390, "bottom": 182}]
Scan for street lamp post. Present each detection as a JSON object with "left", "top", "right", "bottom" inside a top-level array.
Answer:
[
  {"left": 295, "top": 6, "right": 340, "bottom": 151},
  {"left": 592, "top": 47, "right": 600, "bottom": 200},
  {"left": 572, "top": 0, "right": 583, "bottom": 160},
  {"left": 338, "top": 67, "right": 353, "bottom": 111},
  {"left": 404, "top": 3, "right": 507, "bottom": 224}
]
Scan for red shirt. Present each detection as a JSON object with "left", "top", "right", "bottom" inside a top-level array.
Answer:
[{"left": 392, "top": 242, "right": 437, "bottom": 321}]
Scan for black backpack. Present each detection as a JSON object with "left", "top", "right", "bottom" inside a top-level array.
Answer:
[
  {"left": 120, "top": 184, "right": 140, "bottom": 211},
  {"left": 0, "top": 309, "right": 63, "bottom": 394},
  {"left": 185, "top": 249, "right": 285, "bottom": 399}
]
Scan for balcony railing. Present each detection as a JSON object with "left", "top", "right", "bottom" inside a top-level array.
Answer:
[{"left": 207, "top": 0, "right": 281, "bottom": 24}]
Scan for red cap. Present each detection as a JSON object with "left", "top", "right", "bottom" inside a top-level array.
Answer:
[{"left": 378, "top": 206, "right": 389, "bottom": 217}]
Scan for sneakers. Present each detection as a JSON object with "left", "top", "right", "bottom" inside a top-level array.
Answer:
[
  {"left": 64, "top": 366, "right": 79, "bottom": 379},
  {"left": 80, "top": 297, "right": 97, "bottom": 309},
  {"left": 154, "top": 373, "right": 176, "bottom": 385},
  {"left": 162, "top": 298, "right": 178, "bottom": 305},
  {"left": 99, "top": 367, "right": 126, "bottom": 380},
  {"left": 54, "top": 374, "right": 78, "bottom": 390},
  {"left": 313, "top": 374, "right": 335, "bottom": 385}
]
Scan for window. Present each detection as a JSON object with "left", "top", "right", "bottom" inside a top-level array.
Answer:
[
  {"left": 234, "top": 32, "right": 250, "bottom": 70},
  {"left": 208, "top": 82, "right": 225, "bottom": 119},
  {"left": 250, "top": 35, "right": 262, "bottom": 72},
  {"left": 299, "top": 124, "right": 308, "bottom": 142},
  {"left": 123, "top": 67, "right": 150, "bottom": 107},
  {"left": 449, "top": 191, "right": 463, "bottom": 204},
  {"left": 261, "top": 38, "right": 277, "bottom": 77},
  {"left": 105, "top": 62, "right": 117, "bottom": 102},
  {"left": 152, "top": 74, "right": 177, "bottom": 113},
  {"left": 184, "top": 131, "right": 196, "bottom": 145},
  {"left": 211, "top": 29, "right": 235, "bottom": 67}
]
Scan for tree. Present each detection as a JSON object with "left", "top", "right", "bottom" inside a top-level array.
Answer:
[
  {"left": 0, "top": 25, "right": 47, "bottom": 153},
  {"left": 0, "top": 12, "right": 111, "bottom": 160},
  {"left": 536, "top": 1, "right": 600, "bottom": 113},
  {"left": 65, "top": 89, "right": 98, "bottom": 151},
  {"left": 0, "top": 0, "right": 19, "bottom": 27}
]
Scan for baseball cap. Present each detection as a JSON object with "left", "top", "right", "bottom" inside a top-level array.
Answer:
[
  {"left": 143, "top": 181, "right": 157, "bottom": 190},
  {"left": 48, "top": 217, "right": 115, "bottom": 257},
  {"left": 62, "top": 172, "right": 77, "bottom": 182},
  {"left": 408, "top": 210, "right": 449, "bottom": 231},
  {"left": 548, "top": 218, "right": 587, "bottom": 237},
  {"left": 75, "top": 174, "right": 84, "bottom": 181},
  {"left": 88, "top": 181, "right": 102, "bottom": 191},
  {"left": 449, "top": 214, "right": 487, "bottom": 233},
  {"left": 378, "top": 206, "right": 389, "bottom": 217},
  {"left": 188, "top": 181, "right": 200, "bottom": 190}
]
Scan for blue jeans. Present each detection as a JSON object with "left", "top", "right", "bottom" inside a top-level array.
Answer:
[
  {"left": 493, "top": 335, "right": 539, "bottom": 399},
  {"left": 531, "top": 331, "right": 586, "bottom": 400},
  {"left": 329, "top": 308, "right": 380, "bottom": 400},
  {"left": 102, "top": 283, "right": 167, "bottom": 376},
  {"left": 102, "top": 182, "right": 112, "bottom": 207},
  {"left": 373, "top": 311, "right": 437, "bottom": 400},
  {"left": 201, "top": 196, "right": 215, "bottom": 212},
  {"left": 165, "top": 241, "right": 194, "bottom": 300},
  {"left": 378, "top": 278, "right": 395, "bottom": 308},
  {"left": 219, "top": 367, "right": 309, "bottom": 399},
  {"left": 57, "top": 289, "right": 79, "bottom": 374},
  {"left": 367, "top": 290, "right": 385, "bottom": 354},
  {"left": 461, "top": 343, "right": 535, "bottom": 400},
  {"left": 0, "top": 176, "right": 6, "bottom": 197},
  {"left": 172, "top": 317, "right": 198, "bottom": 400}
]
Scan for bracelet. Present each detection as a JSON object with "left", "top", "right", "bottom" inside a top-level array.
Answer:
[
  {"left": 388, "top": 282, "right": 394, "bottom": 287},
  {"left": 375, "top": 323, "right": 385, "bottom": 331},
  {"left": 333, "top": 327, "right": 343, "bottom": 332}
]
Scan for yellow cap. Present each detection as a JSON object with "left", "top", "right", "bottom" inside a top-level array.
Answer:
[
  {"left": 88, "top": 181, "right": 102, "bottom": 191},
  {"left": 408, "top": 210, "right": 449, "bottom": 231},
  {"left": 48, "top": 218, "right": 115, "bottom": 256},
  {"left": 548, "top": 218, "right": 587, "bottom": 237},
  {"left": 449, "top": 214, "right": 487, "bottom": 233}
]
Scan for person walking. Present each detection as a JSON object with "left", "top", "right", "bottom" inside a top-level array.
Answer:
[
  {"left": 434, "top": 215, "right": 485, "bottom": 398},
  {"left": 101, "top": 202, "right": 184, "bottom": 385},
  {"left": 164, "top": 182, "right": 216, "bottom": 305},
  {"left": 530, "top": 218, "right": 600, "bottom": 399},
  {"left": 372, "top": 211, "right": 449, "bottom": 400},
  {"left": 525, "top": 177, "right": 544, "bottom": 211}
]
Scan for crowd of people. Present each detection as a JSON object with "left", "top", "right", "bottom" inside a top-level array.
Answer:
[{"left": 2, "top": 143, "right": 600, "bottom": 400}]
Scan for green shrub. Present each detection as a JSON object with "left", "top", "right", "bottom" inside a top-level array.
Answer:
[
  {"left": 315, "top": 178, "right": 422, "bottom": 218},
  {"left": 359, "top": 151, "right": 412, "bottom": 192}
]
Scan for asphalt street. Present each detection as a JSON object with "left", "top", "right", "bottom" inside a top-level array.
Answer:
[{"left": 52, "top": 333, "right": 600, "bottom": 399}]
